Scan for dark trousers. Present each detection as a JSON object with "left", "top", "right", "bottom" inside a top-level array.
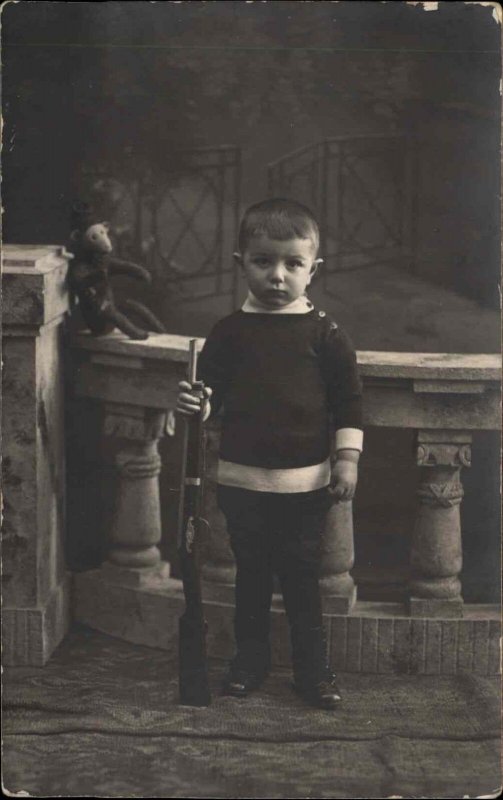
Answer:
[{"left": 217, "top": 485, "right": 332, "bottom": 678}]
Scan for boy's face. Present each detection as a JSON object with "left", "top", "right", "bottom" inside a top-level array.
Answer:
[{"left": 236, "top": 235, "right": 320, "bottom": 308}]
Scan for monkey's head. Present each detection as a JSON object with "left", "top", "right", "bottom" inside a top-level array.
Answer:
[
  {"left": 72, "top": 222, "right": 113, "bottom": 254},
  {"left": 70, "top": 201, "right": 113, "bottom": 254}
]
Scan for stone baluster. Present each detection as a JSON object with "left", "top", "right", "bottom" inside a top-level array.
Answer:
[
  {"left": 408, "top": 430, "right": 471, "bottom": 617},
  {"left": 201, "top": 417, "right": 236, "bottom": 603},
  {"left": 102, "top": 402, "right": 170, "bottom": 585},
  {"left": 320, "top": 499, "right": 357, "bottom": 613}
]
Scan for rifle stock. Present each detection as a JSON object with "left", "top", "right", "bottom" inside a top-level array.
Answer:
[{"left": 178, "top": 339, "right": 211, "bottom": 707}]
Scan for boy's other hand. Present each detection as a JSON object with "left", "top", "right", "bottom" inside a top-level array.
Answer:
[
  {"left": 176, "top": 381, "right": 212, "bottom": 417},
  {"left": 329, "top": 458, "right": 358, "bottom": 503}
]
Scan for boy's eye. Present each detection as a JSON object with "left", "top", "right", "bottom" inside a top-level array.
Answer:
[
  {"left": 286, "top": 260, "right": 303, "bottom": 269},
  {"left": 252, "top": 257, "right": 270, "bottom": 267}
]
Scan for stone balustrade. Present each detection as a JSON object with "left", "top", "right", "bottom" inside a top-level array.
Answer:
[
  {"left": 358, "top": 351, "right": 500, "bottom": 619},
  {"left": 68, "top": 331, "right": 500, "bottom": 674},
  {"left": 2, "top": 247, "right": 499, "bottom": 673}
]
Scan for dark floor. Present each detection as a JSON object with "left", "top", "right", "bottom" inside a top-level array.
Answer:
[{"left": 3, "top": 624, "right": 501, "bottom": 798}]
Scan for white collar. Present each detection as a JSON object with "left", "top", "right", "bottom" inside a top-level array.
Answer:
[{"left": 241, "top": 292, "right": 314, "bottom": 314}]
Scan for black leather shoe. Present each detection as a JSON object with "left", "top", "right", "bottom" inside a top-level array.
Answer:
[
  {"left": 222, "top": 639, "right": 270, "bottom": 697},
  {"left": 223, "top": 665, "right": 268, "bottom": 697},
  {"left": 293, "top": 673, "right": 342, "bottom": 709}
]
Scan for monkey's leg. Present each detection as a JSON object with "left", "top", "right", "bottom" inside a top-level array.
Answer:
[
  {"left": 103, "top": 307, "right": 149, "bottom": 340},
  {"left": 122, "top": 299, "right": 166, "bottom": 332}
]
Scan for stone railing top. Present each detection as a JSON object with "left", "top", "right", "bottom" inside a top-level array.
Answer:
[
  {"left": 2, "top": 245, "right": 72, "bottom": 330},
  {"left": 357, "top": 351, "right": 501, "bottom": 382},
  {"left": 74, "top": 332, "right": 206, "bottom": 363},
  {"left": 2, "top": 244, "right": 73, "bottom": 273},
  {"left": 74, "top": 332, "right": 501, "bottom": 382},
  {"left": 72, "top": 331, "right": 501, "bottom": 430}
]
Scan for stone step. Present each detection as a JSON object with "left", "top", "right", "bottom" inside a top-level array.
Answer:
[{"left": 73, "top": 567, "right": 501, "bottom": 676}]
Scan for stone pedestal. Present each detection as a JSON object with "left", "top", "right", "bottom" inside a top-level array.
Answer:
[
  {"left": 408, "top": 431, "right": 471, "bottom": 618},
  {"left": 320, "top": 499, "right": 357, "bottom": 613},
  {"left": 2, "top": 245, "right": 72, "bottom": 665}
]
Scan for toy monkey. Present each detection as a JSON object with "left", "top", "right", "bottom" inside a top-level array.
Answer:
[{"left": 68, "top": 202, "right": 166, "bottom": 340}]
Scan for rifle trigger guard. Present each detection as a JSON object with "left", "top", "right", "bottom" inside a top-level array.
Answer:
[{"left": 185, "top": 516, "right": 211, "bottom": 552}]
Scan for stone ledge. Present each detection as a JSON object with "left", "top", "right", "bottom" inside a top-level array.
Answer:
[
  {"left": 72, "top": 332, "right": 501, "bottom": 431},
  {"left": 73, "top": 330, "right": 204, "bottom": 364},
  {"left": 2, "top": 574, "right": 71, "bottom": 666},
  {"left": 357, "top": 351, "right": 501, "bottom": 382},
  {"left": 73, "top": 569, "right": 501, "bottom": 675},
  {"left": 73, "top": 331, "right": 502, "bottom": 382},
  {"left": 329, "top": 615, "right": 501, "bottom": 676}
]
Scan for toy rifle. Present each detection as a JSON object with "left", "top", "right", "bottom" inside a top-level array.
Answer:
[{"left": 177, "top": 338, "right": 211, "bottom": 707}]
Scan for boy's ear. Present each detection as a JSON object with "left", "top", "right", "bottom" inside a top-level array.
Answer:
[
  {"left": 309, "top": 258, "right": 323, "bottom": 277},
  {"left": 233, "top": 251, "right": 244, "bottom": 269}
]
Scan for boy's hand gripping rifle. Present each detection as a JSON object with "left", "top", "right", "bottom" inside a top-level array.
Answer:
[{"left": 177, "top": 339, "right": 211, "bottom": 706}]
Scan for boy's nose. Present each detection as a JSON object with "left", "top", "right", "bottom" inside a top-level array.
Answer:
[{"left": 269, "top": 264, "right": 286, "bottom": 284}]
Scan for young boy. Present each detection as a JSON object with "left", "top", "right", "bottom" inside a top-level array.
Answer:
[{"left": 176, "top": 198, "right": 363, "bottom": 709}]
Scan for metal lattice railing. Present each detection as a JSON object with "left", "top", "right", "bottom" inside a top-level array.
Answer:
[
  {"left": 88, "top": 146, "right": 242, "bottom": 310},
  {"left": 267, "top": 134, "right": 417, "bottom": 294},
  {"left": 86, "top": 136, "right": 415, "bottom": 308}
]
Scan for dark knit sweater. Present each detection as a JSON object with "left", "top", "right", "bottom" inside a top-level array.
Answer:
[{"left": 198, "top": 309, "right": 362, "bottom": 470}]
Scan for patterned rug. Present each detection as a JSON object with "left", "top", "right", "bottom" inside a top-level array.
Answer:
[{"left": 3, "top": 625, "right": 501, "bottom": 798}]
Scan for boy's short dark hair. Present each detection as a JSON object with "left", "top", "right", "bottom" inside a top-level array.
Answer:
[{"left": 238, "top": 198, "right": 320, "bottom": 254}]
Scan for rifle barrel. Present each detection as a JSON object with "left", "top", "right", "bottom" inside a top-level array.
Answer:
[
  {"left": 188, "top": 339, "right": 198, "bottom": 384},
  {"left": 178, "top": 336, "right": 211, "bottom": 707}
]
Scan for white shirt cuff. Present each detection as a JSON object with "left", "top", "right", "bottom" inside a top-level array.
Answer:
[{"left": 335, "top": 428, "right": 363, "bottom": 452}]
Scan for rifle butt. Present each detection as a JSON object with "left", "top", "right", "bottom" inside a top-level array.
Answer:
[{"left": 178, "top": 613, "right": 211, "bottom": 707}]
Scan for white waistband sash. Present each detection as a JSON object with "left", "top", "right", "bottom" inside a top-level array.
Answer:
[{"left": 217, "top": 457, "right": 331, "bottom": 493}]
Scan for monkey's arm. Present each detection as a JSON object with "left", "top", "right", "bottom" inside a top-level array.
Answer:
[{"left": 108, "top": 258, "right": 151, "bottom": 283}]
